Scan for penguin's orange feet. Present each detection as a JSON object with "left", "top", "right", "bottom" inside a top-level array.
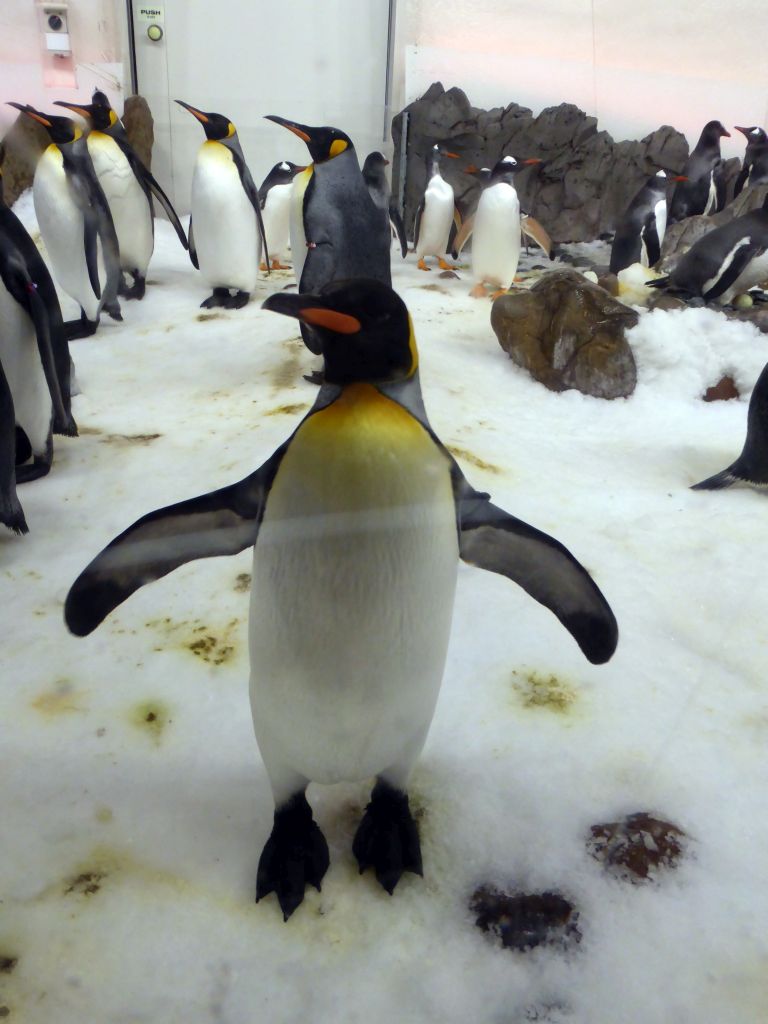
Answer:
[
  {"left": 271, "top": 259, "right": 290, "bottom": 270},
  {"left": 256, "top": 793, "right": 329, "bottom": 921},
  {"left": 259, "top": 261, "right": 268, "bottom": 272},
  {"left": 438, "top": 258, "right": 458, "bottom": 271},
  {"left": 353, "top": 781, "right": 423, "bottom": 894},
  {"left": 417, "top": 258, "right": 430, "bottom": 271},
  {"left": 470, "top": 283, "right": 488, "bottom": 299}
]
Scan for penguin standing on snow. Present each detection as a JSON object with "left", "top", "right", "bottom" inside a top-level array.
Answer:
[
  {"left": 692, "top": 360, "right": 768, "bottom": 491},
  {"left": 64, "top": 278, "right": 618, "bottom": 921},
  {"left": 54, "top": 91, "right": 188, "bottom": 300},
  {"left": 414, "top": 144, "right": 461, "bottom": 271},
  {"left": 734, "top": 126, "right": 768, "bottom": 197},
  {"left": 9, "top": 103, "right": 122, "bottom": 338},
  {"left": 610, "top": 170, "right": 674, "bottom": 275},
  {"left": 176, "top": 101, "right": 269, "bottom": 309},
  {"left": 668, "top": 120, "right": 731, "bottom": 223},
  {"left": 362, "top": 151, "right": 408, "bottom": 259},
  {"left": 647, "top": 192, "right": 768, "bottom": 304},
  {"left": 257, "top": 160, "right": 304, "bottom": 271}
]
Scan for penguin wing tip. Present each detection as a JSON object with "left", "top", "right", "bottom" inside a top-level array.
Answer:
[{"left": 569, "top": 611, "right": 619, "bottom": 665}]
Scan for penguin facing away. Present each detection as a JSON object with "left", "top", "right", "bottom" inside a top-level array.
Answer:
[
  {"left": 692, "top": 360, "right": 768, "bottom": 490},
  {"left": 9, "top": 103, "right": 122, "bottom": 338},
  {"left": 64, "top": 278, "right": 619, "bottom": 920},
  {"left": 176, "top": 100, "right": 269, "bottom": 309},
  {"left": 610, "top": 170, "right": 676, "bottom": 275},
  {"left": 648, "top": 192, "right": 768, "bottom": 304},
  {"left": 257, "top": 160, "right": 305, "bottom": 271},
  {"left": 362, "top": 151, "right": 408, "bottom": 259},
  {"left": 734, "top": 126, "right": 768, "bottom": 197},
  {"left": 54, "top": 91, "right": 188, "bottom": 300},
  {"left": 668, "top": 120, "right": 731, "bottom": 224},
  {"left": 414, "top": 144, "right": 461, "bottom": 270}
]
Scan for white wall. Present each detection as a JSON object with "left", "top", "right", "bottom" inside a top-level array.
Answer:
[{"left": 393, "top": 0, "right": 768, "bottom": 160}]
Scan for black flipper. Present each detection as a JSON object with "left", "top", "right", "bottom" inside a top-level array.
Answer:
[
  {"left": 641, "top": 211, "right": 661, "bottom": 268},
  {"left": 413, "top": 202, "right": 423, "bottom": 250},
  {"left": 112, "top": 130, "right": 189, "bottom": 249},
  {"left": 228, "top": 143, "right": 271, "bottom": 271},
  {"left": 389, "top": 200, "right": 408, "bottom": 258},
  {"left": 691, "top": 467, "right": 739, "bottom": 491},
  {"left": 0, "top": 360, "right": 27, "bottom": 535},
  {"left": 703, "top": 240, "right": 765, "bottom": 301},
  {"left": 64, "top": 440, "right": 290, "bottom": 637},
  {"left": 82, "top": 207, "right": 101, "bottom": 299},
  {"left": 188, "top": 217, "right": 199, "bottom": 270},
  {"left": 453, "top": 471, "right": 618, "bottom": 665}
]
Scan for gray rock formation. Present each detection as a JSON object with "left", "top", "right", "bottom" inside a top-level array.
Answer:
[
  {"left": 122, "top": 95, "right": 154, "bottom": 170},
  {"left": 0, "top": 113, "right": 49, "bottom": 206},
  {"left": 392, "top": 82, "right": 689, "bottom": 243},
  {"left": 491, "top": 270, "right": 638, "bottom": 399}
]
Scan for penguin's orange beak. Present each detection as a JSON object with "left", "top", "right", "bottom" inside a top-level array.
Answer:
[
  {"left": 673, "top": 175, "right": 689, "bottom": 181},
  {"left": 53, "top": 101, "right": 92, "bottom": 120},
  {"left": 175, "top": 100, "right": 209, "bottom": 124},
  {"left": 264, "top": 115, "right": 311, "bottom": 143},
  {"left": 522, "top": 158, "right": 543, "bottom": 165},
  {"left": 7, "top": 102, "right": 51, "bottom": 127}
]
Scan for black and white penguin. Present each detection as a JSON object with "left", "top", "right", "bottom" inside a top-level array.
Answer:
[
  {"left": 361, "top": 151, "right": 408, "bottom": 259},
  {"left": 176, "top": 100, "right": 269, "bottom": 309},
  {"left": 257, "top": 160, "right": 304, "bottom": 271},
  {"left": 734, "top": 126, "right": 768, "bottom": 197},
  {"left": 692, "top": 360, "right": 768, "bottom": 490},
  {"left": 648, "top": 192, "right": 768, "bottom": 304},
  {"left": 64, "top": 278, "right": 618, "bottom": 920},
  {"left": 668, "top": 120, "right": 730, "bottom": 223},
  {"left": 54, "top": 92, "right": 187, "bottom": 300},
  {"left": 414, "top": 143, "right": 461, "bottom": 270},
  {"left": 9, "top": 103, "right": 122, "bottom": 337},
  {"left": 610, "top": 170, "right": 671, "bottom": 274}
]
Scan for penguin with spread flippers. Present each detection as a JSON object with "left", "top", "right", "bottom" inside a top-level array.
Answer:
[
  {"left": 734, "top": 126, "right": 768, "bottom": 196},
  {"left": 692, "top": 360, "right": 768, "bottom": 491},
  {"left": 257, "top": 160, "right": 304, "bottom": 271},
  {"left": 64, "top": 278, "right": 618, "bottom": 921},
  {"left": 54, "top": 91, "right": 187, "bottom": 300},
  {"left": 8, "top": 103, "right": 121, "bottom": 338},
  {"left": 362, "top": 151, "right": 408, "bottom": 259},
  {"left": 177, "top": 101, "right": 269, "bottom": 309},
  {"left": 668, "top": 120, "right": 730, "bottom": 223},
  {"left": 648, "top": 192, "right": 768, "bottom": 304},
  {"left": 610, "top": 170, "right": 684, "bottom": 275},
  {"left": 414, "top": 144, "right": 461, "bottom": 270}
]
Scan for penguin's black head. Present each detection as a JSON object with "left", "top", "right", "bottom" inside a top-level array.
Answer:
[
  {"left": 735, "top": 126, "right": 768, "bottom": 144},
  {"left": 53, "top": 98, "right": 118, "bottom": 132},
  {"left": 265, "top": 116, "right": 353, "bottom": 164},
  {"left": 700, "top": 120, "right": 731, "bottom": 144},
  {"left": 362, "top": 150, "right": 389, "bottom": 186},
  {"left": 262, "top": 279, "right": 417, "bottom": 386},
  {"left": 488, "top": 154, "right": 542, "bottom": 183},
  {"left": 176, "top": 100, "right": 235, "bottom": 141},
  {"left": 8, "top": 103, "right": 82, "bottom": 144}
]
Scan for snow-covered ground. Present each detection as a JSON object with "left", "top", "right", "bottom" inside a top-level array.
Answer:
[{"left": 3, "top": 204, "right": 768, "bottom": 1024}]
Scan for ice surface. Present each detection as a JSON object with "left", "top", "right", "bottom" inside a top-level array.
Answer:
[{"left": 3, "top": 202, "right": 768, "bottom": 1023}]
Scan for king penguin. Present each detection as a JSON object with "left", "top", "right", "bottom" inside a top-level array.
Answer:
[
  {"left": 54, "top": 91, "right": 188, "bottom": 300},
  {"left": 64, "top": 277, "right": 618, "bottom": 921},
  {"left": 734, "top": 126, "right": 768, "bottom": 197},
  {"left": 176, "top": 100, "right": 269, "bottom": 309},
  {"left": 610, "top": 170, "right": 674, "bottom": 275},
  {"left": 414, "top": 144, "right": 461, "bottom": 271},
  {"left": 668, "top": 120, "right": 731, "bottom": 223},
  {"left": 648, "top": 191, "right": 768, "bottom": 304},
  {"left": 9, "top": 103, "right": 122, "bottom": 338},
  {"left": 257, "top": 160, "right": 305, "bottom": 271},
  {"left": 692, "top": 360, "right": 768, "bottom": 490},
  {"left": 362, "top": 151, "right": 408, "bottom": 259}
]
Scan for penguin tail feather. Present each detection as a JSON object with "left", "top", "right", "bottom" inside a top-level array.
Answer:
[
  {"left": 691, "top": 467, "right": 738, "bottom": 491},
  {"left": 1, "top": 498, "right": 29, "bottom": 536}
]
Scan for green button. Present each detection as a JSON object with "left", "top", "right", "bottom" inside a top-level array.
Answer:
[{"left": 147, "top": 24, "right": 163, "bottom": 41}]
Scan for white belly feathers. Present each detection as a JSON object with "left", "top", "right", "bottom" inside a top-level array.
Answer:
[{"left": 88, "top": 132, "right": 153, "bottom": 275}]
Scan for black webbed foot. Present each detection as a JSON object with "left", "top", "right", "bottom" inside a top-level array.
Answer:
[
  {"left": 64, "top": 311, "right": 98, "bottom": 340},
  {"left": 119, "top": 271, "right": 146, "bottom": 300},
  {"left": 225, "top": 290, "right": 249, "bottom": 309},
  {"left": 200, "top": 288, "right": 231, "bottom": 309},
  {"left": 353, "top": 781, "right": 423, "bottom": 894},
  {"left": 256, "top": 793, "right": 329, "bottom": 920}
]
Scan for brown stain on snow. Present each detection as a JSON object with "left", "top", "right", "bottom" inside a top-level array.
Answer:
[
  {"left": 270, "top": 344, "right": 304, "bottom": 390},
  {"left": 234, "top": 573, "right": 251, "bottom": 593},
  {"left": 511, "top": 669, "right": 578, "bottom": 714},
  {"left": 31, "top": 680, "right": 87, "bottom": 717},
  {"left": 145, "top": 616, "right": 241, "bottom": 666},
  {"left": 128, "top": 700, "right": 172, "bottom": 744},
  {"left": 264, "top": 402, "right": 308, "bottom": 417},
  {"left": 447, "top": 445, "right": 501, "bottom": 475}
]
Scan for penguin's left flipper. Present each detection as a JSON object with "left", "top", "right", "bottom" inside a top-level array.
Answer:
[
  {"left": 521, "top": 215, "right": 553, "bottom": 259},
  {"left": 703, "top": 241, "right": 767, "bottom": 302},
  {"left": 448, "top": 208, "right": 463, "bottom": 259},
  {"left": 0, "top": 361, "right": 28, "bottom": 535},
  {"left": 64, "top": 441, "right": 290, "bottom": 637},
  {"left": 230, "top": 149, "right": 271, "bottom": 271},
  {"left": 117, "top": 139, "right": 189, "bottom": 250},
  {"left": 413, "top": 203, "right": 423, "bottom": 251},
  {"left": 455, "top": 477, "right": 618, "bottom": 665},
  {"left": 691, "top": 466, "right": 740, "bottom": 490},
  {"left": 188, "top": 218, "right": 199, "bottom": 270}
]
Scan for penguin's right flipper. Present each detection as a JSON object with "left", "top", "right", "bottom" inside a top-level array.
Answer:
[
  {"left": 229, "top": 148, "right": 271, "bottom": 271},
  {"left": 388, "top": 201, "right": 408, "bottom": 258},
  {"left": 64, "top": 440, "right": 290, "bottom": 637},
  {"left": 188, "top": 217, "right": 199, "bottom": 270},
  {"left": 0, "top": 361, "right": 28, "bottom": 535},
  {"left": 521, "top": 215, "right": 553, "bottom": 259},
  {"left": 116, "top": 139, "right": 189, "bottom": 250},
  {"left": 82, "top": 209, "right": 102, "bottom": 299},
  {"left": 454, "top": 477, "right": 618, "bottom": 665}
]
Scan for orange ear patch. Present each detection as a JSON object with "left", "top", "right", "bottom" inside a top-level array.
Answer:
[{"left": 299, "top": 308, "right": 361, "bottom": 334}]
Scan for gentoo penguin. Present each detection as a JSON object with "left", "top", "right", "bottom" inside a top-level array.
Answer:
[
  {"left": 264, "top": 116, "right": 392, "bottom": 353},
  {"left": 414, "top": 144, "right": 460, "bottom": 270},
  {"left": 54, "top": 91, "right": 188, "bottom": 300},
  {"left": 362, "top": 151, "right": 408, "bottom": 259},
  {"left": 610, "top": 171, "right": 671, "bottom": 275},
  {"left": 176, "top": 100, "right": 269, "bottom": 309},
  {"left": 0, "top": 159, "right": 75, "bottom": 431},
  {"left": 648, "top": 192, "right": 768, "bottom": 304},
  {"left": 257, "top": 160, "right": 304, "bottom": 270},
  {"left": 734, "top": 126, "right": 768, "bottom": 196},
  {"left": 64, "top": 278, "right": 618, "bottom": 920},
  {"left": 692, "top": 360, "right": 768, "bottom": 490},
  {"left": 9, "top": 103, "right": 122, "bottom": 338},
  {"left": 452, "top": 156, "right": 547, "bottom": 296},
  {"left": 668, "top": 120, "right": 731, "bottom": 223}
]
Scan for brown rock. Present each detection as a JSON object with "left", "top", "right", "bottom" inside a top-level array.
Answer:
[
  {"left": 647, "top": 291, "right": 688, "bottom": 312},
  {"left": 597, "top": 272, "right": 619, "bottom": 296},
  {"left": 587, "top": 811, "right": 687, "bottom": 882},
  {"left": 122, "top": 95, "right": 154, "bottom": 170},
  {"left": 491, "top": 269, "right": 638, "bottom": 399},
  {"left": 703, "top": 376, "right": 740, "bottom": 401},
  {"left": 0, "top": 114, "right": 49, "bottom": 206},
  {"left": 470, "top": 885, "right": 581, "bottom": 952}
]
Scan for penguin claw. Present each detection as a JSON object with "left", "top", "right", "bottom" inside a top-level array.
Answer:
[
  {"left": 255, "top": 793, "right": 329, "bottom": 920},
  {"left": 352, "top": 782, "right": 423, "bottom": 894}
]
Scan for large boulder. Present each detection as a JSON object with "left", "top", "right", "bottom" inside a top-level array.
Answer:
[
  {"left": 122, "top": 95, "right": 154, "bottom": 170},
  {"left": 391, "top": 82, "right": 689, "bottom": 244},
  {"left": 491, "top": 270, "right": 638, "bottom": 399},
  {"left": 0, "top": 113, "right": 49, "bottom": 206}
]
